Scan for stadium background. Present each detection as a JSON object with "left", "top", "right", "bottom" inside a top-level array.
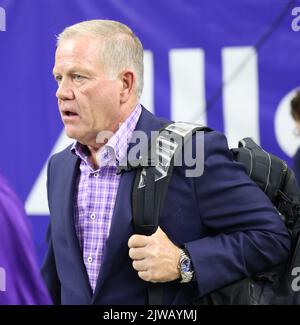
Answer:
[{"left": 0, "top": 0, "right": 299, "bottom": 265}]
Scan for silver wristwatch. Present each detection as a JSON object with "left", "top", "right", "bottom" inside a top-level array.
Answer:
[{"left": 178, "top": 249, "right": 194, "bottom": 283}]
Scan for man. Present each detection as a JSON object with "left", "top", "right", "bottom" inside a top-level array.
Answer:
[
  {"left": 42, "top": 19, "right": 290, "bottom": 304},
  {"left": 291, "top": 91, "right": 300, "bottom": 187},
  {"left": 0, "top": 173, "right": 50, "bottom": 304}
]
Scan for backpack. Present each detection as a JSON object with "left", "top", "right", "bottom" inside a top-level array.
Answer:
[{"left": 125, "top": 121, "right": 300, "bottom": 305}]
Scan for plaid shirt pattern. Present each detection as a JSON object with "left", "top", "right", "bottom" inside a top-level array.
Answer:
[{"left": 71, "top": 105, "right": 142, "bottom": 291}]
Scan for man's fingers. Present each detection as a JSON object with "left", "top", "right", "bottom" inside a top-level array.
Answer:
[
  {"left": 132, "top": 259, "right": 147, "bottom": 272},
  {"left": 138, "top": 271, "right": 155, "bottom": 282},
  {"left": 129, "top": 247, "right": 147, "bottom": 260},
  {"left": 128, "top": 234, "right": 150, "bottom": 248}
]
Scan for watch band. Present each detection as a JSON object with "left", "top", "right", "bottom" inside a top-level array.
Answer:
[{"left": 178, "top": 248, "right": 194, "bottom": 283}]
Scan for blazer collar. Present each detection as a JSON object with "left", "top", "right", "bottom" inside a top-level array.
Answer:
[{"left": 61, "top": 151, "right": 93, "bottom": 300}]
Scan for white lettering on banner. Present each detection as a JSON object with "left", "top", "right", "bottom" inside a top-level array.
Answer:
[
  {"left": 25, "top": 46, "right": 297, "bottom": 215},
  {"left": 0, "top": 7, "right": 5, "bottom": 31},
  {"left": 25, "top": 131, "right": 73, "bottom": 215},
  {"left": 291, "top": 7, "right": 300, "bottom": 32},
  {"left": 274, "top": 88, "right": 300, "bottom": 158},
  {"left": 169, "top": 48, "right": 207, "bottom": 126},
  {"left": 140, "top": 51, "right": 154, "bottom": 113},
  {"left": 222, "top": 47, "right": 260, "bottom": 148},
  {"left": 0, "top": 267, "right": 6, "bottom": 292}
]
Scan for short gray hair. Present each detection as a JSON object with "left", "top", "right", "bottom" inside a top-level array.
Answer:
[{"left": 57, "top": 20, "right": 144, "bottom": 98}]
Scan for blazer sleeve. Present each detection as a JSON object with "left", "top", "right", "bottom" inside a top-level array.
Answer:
[
  {"left": 184, "top": 131, "right": 291, "bottom": 297},
  {"left": 41, "top": 156, "right": 61, "bottom": 305}
]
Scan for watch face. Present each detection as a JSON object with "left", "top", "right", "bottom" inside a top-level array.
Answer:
[
  {"left": 180, "top": 254, "right": 194, "bottom": 283},
  {"left": 181, "top": 257, "right": 191, "bottom": 272}
]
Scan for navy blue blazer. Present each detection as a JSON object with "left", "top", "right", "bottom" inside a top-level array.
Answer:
[{"left": 42, "top": 107, "right": 290, "bottom": 305}]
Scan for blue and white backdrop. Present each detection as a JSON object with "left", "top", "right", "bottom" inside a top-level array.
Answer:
[{"left": 0, "top": 0, "right": 300, "bottom": 264}]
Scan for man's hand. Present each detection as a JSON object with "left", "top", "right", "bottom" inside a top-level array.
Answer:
[{"left": 128, "top": 227, "right": 181, "bottom": 283}]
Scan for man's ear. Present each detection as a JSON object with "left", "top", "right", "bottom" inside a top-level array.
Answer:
[{"left": 119, "top": 70, "right": 135, "bottom": 103}]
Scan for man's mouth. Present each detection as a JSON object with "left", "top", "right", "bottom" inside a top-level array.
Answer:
[
  {"left": 61, "top": 110, "right": 80, "bottom": 122},
  {"left": 62, "top": 109, "right": 79, "bottom": 117},
  {"left": 65, "top": 111, "right": 78, "bottom": 117}
]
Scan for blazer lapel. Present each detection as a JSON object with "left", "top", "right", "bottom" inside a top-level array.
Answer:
[{"left": 61, "top": 151, "right": 93, "bottom": 300}]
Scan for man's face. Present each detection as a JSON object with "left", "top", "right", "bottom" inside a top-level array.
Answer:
[{"left": 53, "top": 36, "right": 123, "bottom": 146}]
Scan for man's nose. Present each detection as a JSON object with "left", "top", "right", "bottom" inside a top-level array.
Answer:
[{"left": 56, "top": 79, "right": 75, "bottom": 100}]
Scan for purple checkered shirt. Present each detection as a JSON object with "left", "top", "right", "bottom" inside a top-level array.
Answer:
[{"left": 71, "top": 104, "right": 142, "bottom": 291}]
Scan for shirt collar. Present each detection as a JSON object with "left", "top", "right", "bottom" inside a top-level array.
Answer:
[{"left": 71, "top": 104, "right": 142, "bottom": 169}]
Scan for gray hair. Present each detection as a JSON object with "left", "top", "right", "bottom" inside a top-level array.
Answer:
[{"left": 57, "top": 20, "right": 144, "bottom": 98}]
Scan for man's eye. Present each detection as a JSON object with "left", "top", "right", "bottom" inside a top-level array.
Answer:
[
  {"left": 73, "top": 74, "right": 85, "bottom": 81},
  {"left": 54, "top": 75, "right": 62, "bottom": 83}
]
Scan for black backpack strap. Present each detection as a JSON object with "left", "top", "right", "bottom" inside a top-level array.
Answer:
[
  {"left": 147, "top": 283, "right": 164, "bottom": 305},
  {"left": 131, "top": 122, "right": 211, "bottom": 304},
  {"left": 132, "top": 122, "right": 211, "bottom": 235}
]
